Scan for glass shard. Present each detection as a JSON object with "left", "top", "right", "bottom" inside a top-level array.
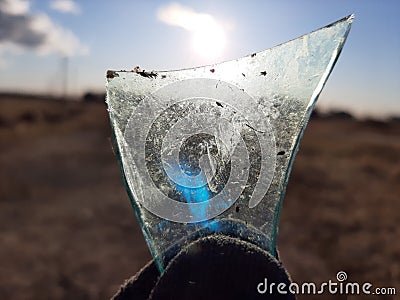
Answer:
[{"left": 105, "top": 15, "right": 354, "bottom": 271}]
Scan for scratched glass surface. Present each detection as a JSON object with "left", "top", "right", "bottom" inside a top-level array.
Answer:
[{"left": 106, "top": 15, "right": 353, "bottom": 272}]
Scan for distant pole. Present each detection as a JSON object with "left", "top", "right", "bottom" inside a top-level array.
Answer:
[{"left": 62, "top": 56, "right": 69, "bottom": 99}]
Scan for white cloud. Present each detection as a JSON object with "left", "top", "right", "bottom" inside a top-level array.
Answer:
[
  {"left": 158, "top": 3, "right": 216, "bottom": 32},
  {"left": 50, "top": 0, "right": 80, "bottom": 15},
  {"left": 0, "top": 0, "right": 29, "bottom": 15},
  {"left": 0, "top": 0, "right": 88, "bottom": 64},
  {"left": 31, "top": 13, "right": 88, "bottom": 56}
]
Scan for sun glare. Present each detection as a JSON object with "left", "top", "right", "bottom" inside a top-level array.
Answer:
[
  {"left": 157, "top": 4, "right": 227, "bottom": 60},
  {"left": 191, "top": 20, "right": 226, "bottom": 59}
]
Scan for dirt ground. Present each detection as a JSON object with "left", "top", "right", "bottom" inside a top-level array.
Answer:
[{"left": 0, "top": 97, "right": 398, "bottom": 299}]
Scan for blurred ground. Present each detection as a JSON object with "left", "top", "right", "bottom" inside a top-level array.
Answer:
[{"left": 0, "top": 97, "right": 398, "bottom": 299}]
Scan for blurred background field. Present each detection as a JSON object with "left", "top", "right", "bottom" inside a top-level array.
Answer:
[{"left": 0, "top": 94, "right": 398, "bottom": 299}]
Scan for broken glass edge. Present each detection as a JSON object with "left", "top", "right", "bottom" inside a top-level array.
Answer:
[
  {"left": 108, "top": 123, "right": 159, "bottom": 260},
  {"left": 270, "top": 14, "right": 354, "bottom": 249}
]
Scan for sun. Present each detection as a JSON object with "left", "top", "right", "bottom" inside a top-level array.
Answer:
[
  {"left": 190, "top": 16, "right": 227, "bottom": 59},
  {"left": 157, "top": 3, "right": 228, "bottom": 59}
]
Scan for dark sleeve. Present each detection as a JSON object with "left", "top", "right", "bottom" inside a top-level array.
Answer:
[{"left": 112, "top": 234, "right": 295, "bottom": 300}]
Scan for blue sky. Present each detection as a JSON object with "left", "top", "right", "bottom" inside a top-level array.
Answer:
[{"left": 0, "top": 0, "right": 399, "bottom": 118}]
